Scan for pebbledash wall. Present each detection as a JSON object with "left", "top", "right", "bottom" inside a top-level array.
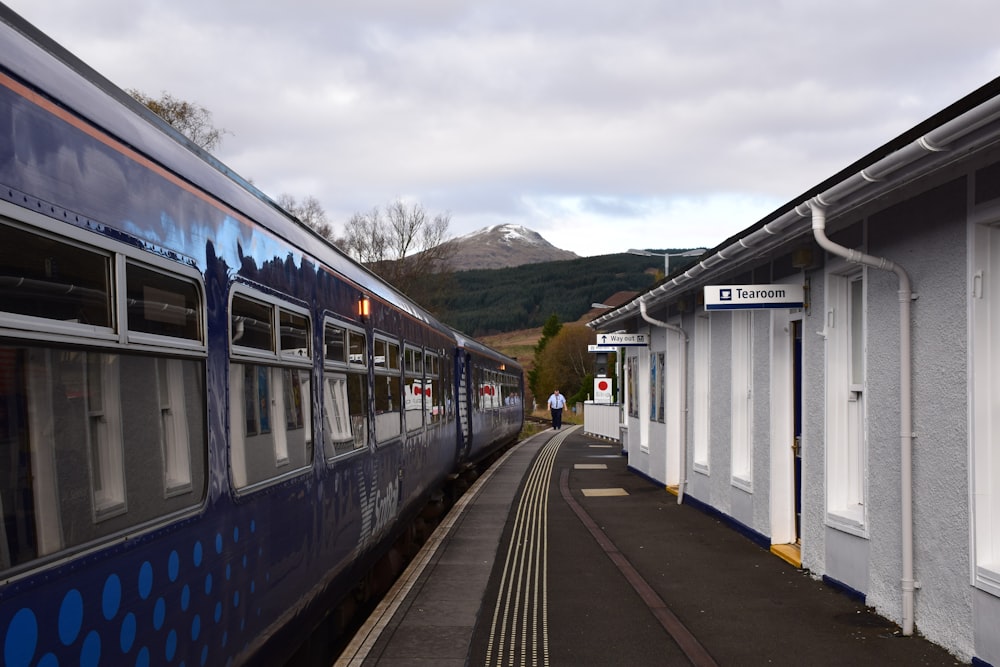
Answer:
[{"left": 591, "top": 78, "right": 1000, "bottom": 664}]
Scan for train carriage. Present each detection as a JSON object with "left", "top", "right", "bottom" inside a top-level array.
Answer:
[{"left": 0, "top": 7, "right": 522, "bottom": 667}]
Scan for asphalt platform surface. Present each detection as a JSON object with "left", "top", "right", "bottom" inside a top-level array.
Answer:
[{"left": 338, "top": 426, "right": 963, "bottom": 666}]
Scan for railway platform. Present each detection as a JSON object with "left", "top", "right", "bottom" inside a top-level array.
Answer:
[{"left": 336, "top": 426, "right": 961, "bottom": 666}]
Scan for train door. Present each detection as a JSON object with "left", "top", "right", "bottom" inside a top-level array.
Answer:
[{"left": 457, "top": 351, "right": 471, "bottom": 462}]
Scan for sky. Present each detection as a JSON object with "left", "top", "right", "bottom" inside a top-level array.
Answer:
[{"left": 5, "top": 1, "right": 1000, "bottom": 257}]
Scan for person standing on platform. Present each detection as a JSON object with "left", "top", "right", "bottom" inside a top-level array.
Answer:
[{"left": 547, "top": 388, "right": 567, "bottom": 430}]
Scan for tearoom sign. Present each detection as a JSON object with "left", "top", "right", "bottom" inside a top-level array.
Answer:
[{"left": 704, "top": 284, "right": 804, "bottom": 311}]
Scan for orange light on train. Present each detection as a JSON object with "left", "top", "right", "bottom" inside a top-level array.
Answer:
[{"left": 358, "top": 296, "right": 370, "bottom": 318}]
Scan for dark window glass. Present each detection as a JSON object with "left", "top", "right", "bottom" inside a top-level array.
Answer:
[
  {"left": 0, "top": 223, "right": 112, "bottom": 327},
  {"left": 325, "top": 325, "right": 346, "bottom": 364},
  {"left": 126, "top": 263, "right": 201, "bottom": 341},
  {"left": 232, "top": 295, "right": 273, "bottom": 351},
  {"left": 280, "top": 309, "right": 309, "bottom": 358}
]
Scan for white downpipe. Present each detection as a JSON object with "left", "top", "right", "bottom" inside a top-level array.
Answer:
[
  {"left": 810, "top": 202, "right": 916, "bottom": 636},
  {"left": 639, "top": 299, "right": 689, "bottom": 504}
]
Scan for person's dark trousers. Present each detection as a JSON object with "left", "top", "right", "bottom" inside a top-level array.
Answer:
[{"left": 551, "top": 408, "right": 562, "bottom": 429}]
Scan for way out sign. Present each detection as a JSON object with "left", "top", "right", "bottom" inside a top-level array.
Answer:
[
  {"left": 704, "top": 284, "right": 805, "bottom": 311},
  {"left": 594, "top": 377, "right": 613, "bottom": 403}
]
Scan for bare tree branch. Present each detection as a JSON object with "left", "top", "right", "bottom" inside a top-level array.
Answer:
[{"left": 340, "top": 198, "right": 456, "bottom": 309}]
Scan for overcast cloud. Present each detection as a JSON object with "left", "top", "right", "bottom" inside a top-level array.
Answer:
[{"left": 5, "top": 1, "right": 1000, "bottom": 256}]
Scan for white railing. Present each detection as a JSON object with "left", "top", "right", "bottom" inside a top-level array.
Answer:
[{"left": 583, "top": 401, "right": 621, "bottom": 441}]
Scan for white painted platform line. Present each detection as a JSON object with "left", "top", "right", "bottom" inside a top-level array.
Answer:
[
  {"left": 588, "top": 444, "right": 614, "bottom": 448},
  {"left": 574, "top": 463, "right": 608, "bottom": 470},
  {"left": 581, "top": 488, "right": 629, "bottom": 497}
]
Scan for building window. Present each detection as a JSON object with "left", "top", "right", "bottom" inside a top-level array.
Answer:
[
  {"left": 627, "top": 355, "right": 638, "bottom": 418},
  {"left": 972, "top": 218, "right": 1000, "bottom": 594},
  {"left": 731, "top": 311, "right": 753, "bottom": 488},
  {"left": 825, "top": 266, "right": 867, "bottom": 531},
  {"left": 693, "top": 314, "right": 711, "bottom": 471},
  {"left": 657, "top": 352, "right": 665, "bottom": 424}
]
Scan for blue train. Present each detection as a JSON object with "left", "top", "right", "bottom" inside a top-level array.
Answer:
[{"left": 0, "top": 6, "right": 524, "bottom": 666}]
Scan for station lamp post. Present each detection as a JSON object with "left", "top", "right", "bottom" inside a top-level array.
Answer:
[{"left": 626, "top": 248, "right": 707, "bottom": 276}]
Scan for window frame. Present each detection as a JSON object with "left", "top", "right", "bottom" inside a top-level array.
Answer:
[
  {"left": 824, "top": 261, "right": 868, "bottom": 535},
  {"left": 970, "top": 210, "right": 1000, "bottom": 595}
]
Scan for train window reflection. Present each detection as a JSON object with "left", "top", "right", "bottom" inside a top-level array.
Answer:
[
  {"left": 373, "top": 336, "right": 401, "bottom": 443},
  {"left": 0, "top": 221, "right": 112, "bottom": 328},
  {"left": 405, "top": 346, "right": 424, "bottom": 433},
  {"left": 230, "top": 363, "right": 313, "bottom": 488},
  {"left": 322, "top": 321, "right": 368, "bottom": 459},
  {"left": 0, "top": 345, "right": 207, "bottom": 572}
]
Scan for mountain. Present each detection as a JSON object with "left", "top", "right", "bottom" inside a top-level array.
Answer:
[{"left": 445, "top": 224, "right": 578, "bottom": 270}]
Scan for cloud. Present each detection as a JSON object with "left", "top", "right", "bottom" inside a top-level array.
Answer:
[{"left": 5, "top": 0, "right": 1000, "bottom": 256}]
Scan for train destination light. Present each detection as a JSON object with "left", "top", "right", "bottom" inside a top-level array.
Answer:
[{"left": 704, "top": 284, "right": 805, "bottom": 311}]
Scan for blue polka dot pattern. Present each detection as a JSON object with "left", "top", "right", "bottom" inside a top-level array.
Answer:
[
  {"left": 166, "top": 629, "right": 178, "bottom": 661},
  {"left": 1, "top": 517, "right": 270, "bottom": 665},
  {"left": 120, "top": 612, "right": 137, "bottom": 653},
  {"left": 169, "top": 551, "right": 180, "bottom": 582},
  {"left": 4, "top": 608, "right": 37, "bottom": 667},
  {"left": 103, "top": 575, "right": 122, "bottom": 621},
  {"left": 138, "top": 561, "right": 154, "bottom": 600},
  {"left": 80, "top": 630, "right": 101, "bottom": 667},
  {"left": 153, "top": 598, "right": 167, "bottom": 630},
  {"left": 58, "top": 589, "right": 83, "bottom": 646}
]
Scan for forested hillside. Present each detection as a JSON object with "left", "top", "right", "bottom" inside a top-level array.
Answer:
[{"left": 437, "top": 252, "right": 695, "bottom": 336}]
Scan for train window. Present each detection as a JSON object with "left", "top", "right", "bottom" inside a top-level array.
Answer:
[
  {"left": 349, "top": 330, "right": 366, "bottom": 367},
  {"left": 387, "top": 341, "right": 400, "bottom": 371},
  {"left": 373, "top": 335, "right": 401, "bottom": 443},
  {"left": 0, "top": 346, "right": 208, "bottom": 570},
  {"left": 230, "top": 363, "right": 313, "bottom": 487},
  {"left": 404, "top": 346, "right": 424, "bottom": 433},
  {"left": 322, "top": 321, "right": 368, "bottom": 458},
  {"left": 125, "top": 262, "right": 201, "bottom": 341},
  {"left": 324, "top": 324, "right": 346, "bottom": 364},
  {"left": 280, "top": 308, "right": 310, "bottom": 359},
  {"left": 232, "top": 295, "right": 274, "bottom": 352},
  {"left": 425, "top": 351, "right": 444, "bottom": 425},
  {"left": 0, "top": 221, "right": 113, "bottom": 329},
  {"left": 0, "top": 220, "right": 208, "bottom": 574},
  {"left": 229, "top": 290, "right": 313, "bottom": 491}
]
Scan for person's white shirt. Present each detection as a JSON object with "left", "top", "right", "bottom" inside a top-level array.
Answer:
[{"left": 547, "top": 392, "right": 566, "bottom": 409}]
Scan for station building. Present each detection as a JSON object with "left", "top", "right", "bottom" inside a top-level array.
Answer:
[{"left": 587, "top": 77, "right": 1000, "bottom": 664}]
